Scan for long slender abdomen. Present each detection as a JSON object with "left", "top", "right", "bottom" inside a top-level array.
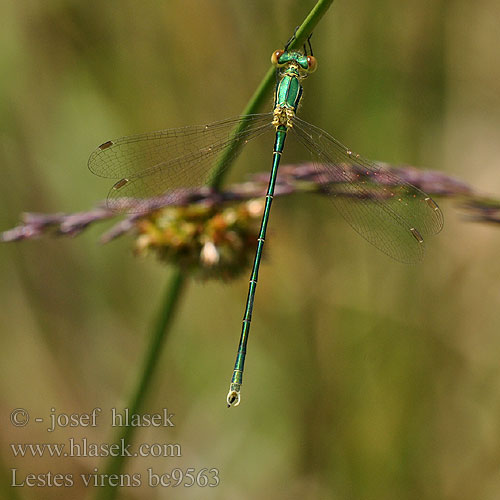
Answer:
[{"left": 226, "top": 127, "right": 287, "bottom": 407}]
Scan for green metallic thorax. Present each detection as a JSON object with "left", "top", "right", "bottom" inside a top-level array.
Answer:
[
  {"left": 272, "top": 52, "right": 307, "bottom": 129},
  {"left": 274, "top": 67, "right": 303, "bottom": 112}
]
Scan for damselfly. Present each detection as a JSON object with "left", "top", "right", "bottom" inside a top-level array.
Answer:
[{"left": 89, "top": 35, "right": 443, "bottom": 407}]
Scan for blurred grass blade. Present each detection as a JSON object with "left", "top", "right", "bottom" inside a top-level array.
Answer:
[{"left": 95, "top": 268, "right": 186, "bottom": 500}]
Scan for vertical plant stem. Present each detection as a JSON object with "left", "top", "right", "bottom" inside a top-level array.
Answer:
[
  {"left": 95, "top": 268, "right": 186, "bottom": 500},
  {"left": 288, "top": 0, "right": 334, "bottom": 51},
  {"left": 210, "top": 0, "right": 334, "bottom": 190}
]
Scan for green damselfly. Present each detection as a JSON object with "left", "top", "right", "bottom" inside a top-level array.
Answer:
[{"left": 89, "top": 35, "right": 443, "bottom": 407}]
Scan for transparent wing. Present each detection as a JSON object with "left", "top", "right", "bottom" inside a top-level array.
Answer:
[
  {"left": 88, "top": 113, "right": 274, "bottom": 212},
  {"left": 291, "top": 116, "right": 444, "bottom": 263}
]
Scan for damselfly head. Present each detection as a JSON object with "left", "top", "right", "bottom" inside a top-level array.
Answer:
[{"left": 271, "top": 49, "right": 317, "bottom": 75}]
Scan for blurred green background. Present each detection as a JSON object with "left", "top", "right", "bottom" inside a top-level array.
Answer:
[{"left": 2, "top": 1, "right": 500, "bottom": 499}]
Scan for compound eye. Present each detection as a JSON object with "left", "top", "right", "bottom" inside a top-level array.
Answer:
[
  {"left": 271, "top": 50, "right": 285, "bottom": 66},
  {"left": 307, "top": 56, "right": 317, "bottom": 73}
]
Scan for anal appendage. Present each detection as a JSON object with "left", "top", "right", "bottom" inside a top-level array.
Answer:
[{"left": 226, "top": 384, "right": 241, "bottom": 408}]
